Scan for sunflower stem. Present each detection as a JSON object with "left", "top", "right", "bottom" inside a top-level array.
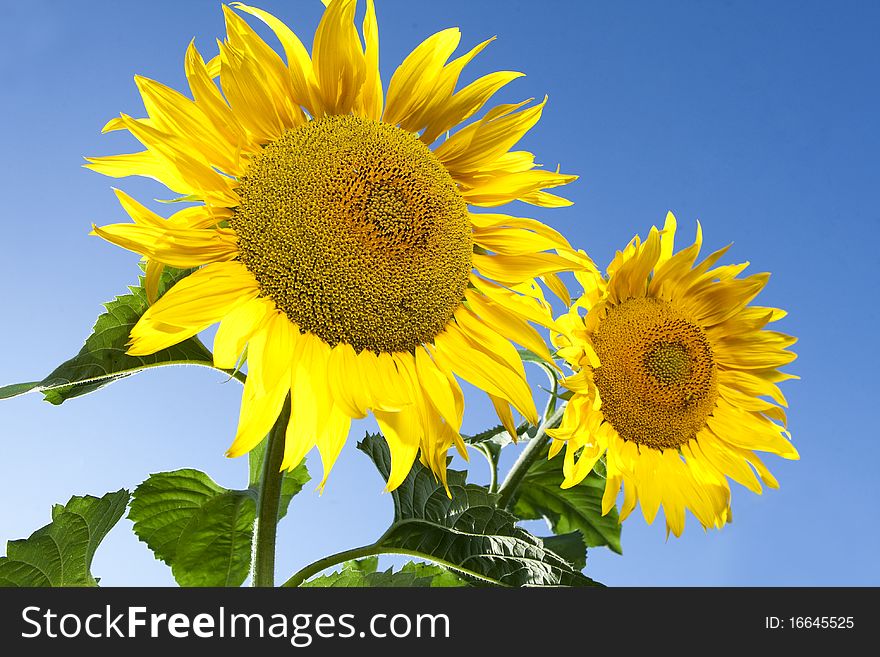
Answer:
[
  {"left": 282, "top": 544, "right": 385, "bottom": 587},
  {"left": 252, "top": 397, "right": 290, "bottom": 587},
  {"left": 496, "top": 405, "right": 565, "bottom": 510},
  {"left": 542, "top": 363, "right": 560, "bottom": 418},
  {"left": 477, "top": 444, "right": 500, "bottom": 493}
]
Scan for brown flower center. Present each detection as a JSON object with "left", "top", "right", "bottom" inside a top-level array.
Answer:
[
  {"left": 232, "top": 115, "right": 472, "bottom": 353},
  {"left": 592, "top": 297, "right": 718, "bottom": 449}
]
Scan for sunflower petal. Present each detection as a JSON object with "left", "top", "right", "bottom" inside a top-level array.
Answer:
[
  {"left": 128, "top": 261, "right": 260, "bottom": 355},
  {"left": 312, "top": 0, "right": 365, "bottom": 116}
]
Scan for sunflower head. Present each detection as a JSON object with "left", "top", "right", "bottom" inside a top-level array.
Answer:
[
  {"left": 550, "top": 212, "right": 799, "bottom": 536},
  {"left": 87, "top": 0, "right": 591, "bottom": 491}
]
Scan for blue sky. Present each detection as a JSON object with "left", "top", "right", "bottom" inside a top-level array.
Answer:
[{"left": 1, "top": 0, "right": 878, "bottom": 586}]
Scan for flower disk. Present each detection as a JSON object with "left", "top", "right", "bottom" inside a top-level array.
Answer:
[
  {"left": 233, "top": 115, "right": 472, "bottom": 354},
  {"left": 592, "top": 297, "right": 718, "bottom": 450}
]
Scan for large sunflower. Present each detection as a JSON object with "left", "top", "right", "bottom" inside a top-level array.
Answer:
[
  {"left": 88, "top": 1, "right": 589, "bottom": 490},
  {"left": 550, "top": 213, "right": 798, "bottom": 536}
]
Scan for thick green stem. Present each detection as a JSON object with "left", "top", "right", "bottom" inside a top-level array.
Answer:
[
  {"left": 282, "top": 543, "right": 504, "bottom": 587},
  {"left": 282, "top": 544, "right": 385, "bottom": 587},
  {"left": 495, "top": 405, "right": 565, "bottom": 509},
  {"left": 474, "top": 444, "right": 499, "bottom": 493},
  {"left": 542, "top": 363, "right": 560, "bottom": 418},
  {"left": 252, "top": 397, "right": 290, "bottom": 587}
]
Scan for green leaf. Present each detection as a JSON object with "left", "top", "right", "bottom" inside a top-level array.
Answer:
[
  {"left": 0, "top": 490, "right": 129, "bottom": 587},
  {"left": 0, "top": 267, "right": 218, "bottom": 405},
  {"left": 399, "top": 561, "right": 469, "bottom": 587},
  {"left": 302, "top": 558, "right": 467, "bottom": 587},
  {"left": 512, "top": 451, "right": 622, "bottom": 554},
  {"left": 357, "top": 434, "right": 598, "bottom": 587},
  {"left": 128, "top": 469, "right": 256, "bottom": 587},
  {"left": 172, "top": 492, "right": 256, "bottom": 587},
  {"left": 247, "top": 440, "right": 311, "bottom": 521},
  {"left": 541, "top": 532, "right": 588, "bottom": 570}
]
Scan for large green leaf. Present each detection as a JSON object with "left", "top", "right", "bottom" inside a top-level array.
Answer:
[
  {"left": 302, "top": 557, "right": 466, "bottom": 588},
  {"left": 0, "top": 489, "right": 129, "bottom": 586},
  {"left": 128, "top": 469, "right": 256, "bottom": 587},
  {"left": 171, "top": 492, "right": 257, "bottom": 587},
  {"left": 512, "top": 450, "right": 622, "bottom": 554},
  {"left": 0, "top": 267, "right": 219, "bottom": 405},
  {"left": 541, "top": 532, "right": 588, "bottom": 570},
  {"left": 356, "top": 434, "right": 598, "bottom": 587}
]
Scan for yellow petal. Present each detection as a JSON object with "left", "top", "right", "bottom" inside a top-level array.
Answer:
[
  {"left": 462, "top": 169, "right": 576, "bottom": 207},
  {"left": 489, "top": 394, "right": 518, "bottom": 442},
  {"left": 384, "top": 28, "right": 461, "bottom": 128},
  {"left": 707, "top": 402, "right": 799, "bottom": 459},
  {"left": 134, "top": 74, "right": 240, "bottom": 173},
  {"left": 657, "top": 211, "right": 677, "bottom": 267},
  {"left": 230, "top": 2, "right": 322, "bottom": 116},
  {"left": 128, "top": 261, "right": 259, "bottom": 355},
  {"left": 454, "top": 305, "right": 529, "bottom": 381},
  {"left": 91, "top": 223, "right": 238, "bottom": 268},
  {"left": 144, "top": 260, "right": 164, "bottom": 305},
  {"left": 468, "top": 274, "right": 555, "bottom": 329},
  {"left": 472, "top": 252, "right": 579, "bottom": 285},
  {"left": 374, "top": 407, "right": 421, "bottom": 491},
  {"left": 312, "top": 0, "right": 365, "bottom": 116},
  {"left": 469, "top": 212, "right": 570, "bottom": 249},
  {"left": 222, "top": 5, "right": 303, "bottom": 132},
  {"left": 348, "top": 349, "right": 407, "bottom": 412},
  {"left": 184, "top": 41, "right": 247, "bottom": 156},
  {"left": 718, "top": 368, "right": 789, "bottom": 407},
  {"left": 84, "top": 151, "right": 191, "bottom": 198},
  {"left": 607, "top": 226, "right": 661, "bottom": 303},
  {"left": 542, "top": 272, "right": 571, "bottom": 306},
  {"left": 601, "top": 474, "right": 622, "bottom": 516},
  {"left": 226, "top": 377, "right": 289, "bottom": 458},
  {"left": 226, "top": 316, "right": 295, "bottom": 458},
  {"left": 431, "top": 322, "right": 537, "bottom": 424},
  {"left": 421, "top": 70, "right": 523, "bottom": 145},
  {"left": 110, "top": 114, "right": 237, "bottom": 204},
  {"left": 472, "top": 225, "right": 569, "bottom": 255},
  {"left": 284, "top": 332, "right": 333, "bottom": 470},
  {"left": 112, "top": 189, "right": 164, "bottom": 228},
  {"left": 314, "top": 403, "right": 352, "bottom": 489},
  {"left": 403, "top": 36, "right": 495, "bottom": 133},
  {"left": 358, "top": 0, "right": 383, "bottom": 120},
  {"left": 326, "top": 342, "right": 370, "bottom": 419},
  {"left": 465, "top": 290, "right": 553, "bottom": 362},
  {"left": 213, "top": 297, "right": 274, "bottom": 369},
  {"left": 686, "top": 273, "right": 770, "bottom": 327},
  {"left": 218, "top": 41, "right": 288, "bottom": 143},
  {"left": 414, "top": 347, "right": 460, "bottom": 428},
  {"left": 434, "top": 97, "right": 545, "bottom": 176},
  {"left": 693, "top": 436, "right": 763, "bottom": 494}
]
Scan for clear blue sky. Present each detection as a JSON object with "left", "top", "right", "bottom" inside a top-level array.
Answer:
[{"left": 1, "top": 0, "right": 877, "bottom": 586}]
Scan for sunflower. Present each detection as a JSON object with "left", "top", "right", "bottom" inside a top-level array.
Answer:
[
  {"left": 87, "top": 0, "right": 590, "bottom": 490},
  {"left": 549, "top": 213, "right": 798, "bottom": 536}
]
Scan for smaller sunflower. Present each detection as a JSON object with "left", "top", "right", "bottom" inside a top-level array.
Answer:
[{"left": 550, "top": 213, "right": 799, "bottom": 536}]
